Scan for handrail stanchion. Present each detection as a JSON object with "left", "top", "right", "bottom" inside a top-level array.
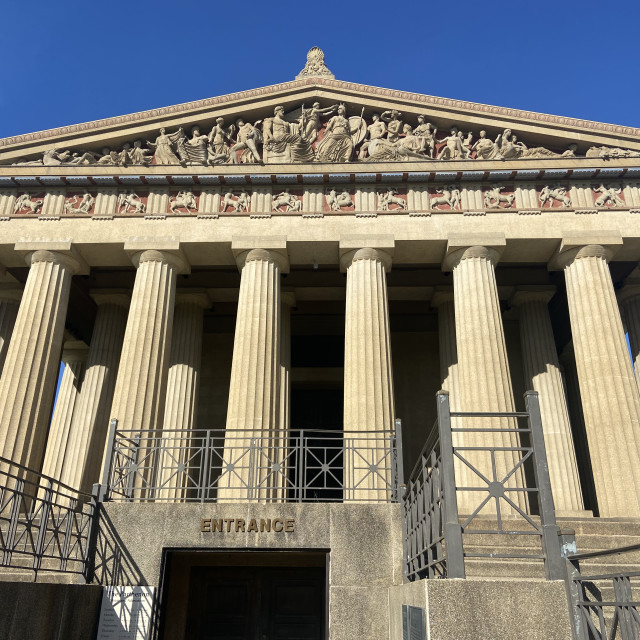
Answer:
[
  {"left": 437, "top": 390, "right": 465, "bottom": 579},
  {"left": 525, "top": 391, "right": 564, "bottom": 580},
  {"left": 394, "top": 418, "right": 405, "bottom": 502},
  {"left": 99, "top": 419, "right": 119, "bottom": 502}
]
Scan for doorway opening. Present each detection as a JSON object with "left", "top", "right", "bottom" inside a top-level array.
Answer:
[{"left": 160, "top": 550, "right": 328, "bottom": 640}]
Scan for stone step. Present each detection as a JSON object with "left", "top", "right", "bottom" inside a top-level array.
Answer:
[
  {"left": 463, "top": 556, "right": 547, "bottom": 579},
  {"left": 0, "top": 568, "right": 79, "bottom": 584}
]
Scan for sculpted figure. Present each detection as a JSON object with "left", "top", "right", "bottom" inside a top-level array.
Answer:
[
  {"left": 562, "top": 143, "right": 578, "bottom": 158},
  {"left": 221, "top": 191, "right": 249, "bottom": 213},
  {"left": 130, "top": 140, "right": 153, "bottom": 165},
  {"left": 484, "top": 185, "right": 515, "bottom": 208},
  {"left": 117, "top": 191, "right": 146, "bottom": 214},
  {"left": 170, "top": 191, "right": 198, "bottom": 213},
  {"left": 97, "top": 148, "right": 119, "bottom": 165},
  {"left": 378, "top": 188, "right": 407, "bottom": 211},
  {"left": 431, "top": 186, "right": 461, "bottom": 210},
  {"left": 263, "top": 105, "right": 315, "bottom": 163},
  {"left": 13, "top": 194, "right": 43, "bottom": 214},
  {"left": 117, "top": 143, "right": 132, "bottom": 166},
  {"left": 400, "top": 125, "right": 424, "bottom": 155},
  {"left": 437, "top": 127, "right": 466, "bottom": 160},
  {"left": 358, "top": 114, "right": 387, "bottom": 160},
  {"left": 594, "top": 184, "right": 625, "bottom": 208},
  {"left": 178, "top": 127, "right": 210, "bottom": 165},
  {"left": 414, "top": 116, "right": 437, "bottom": 157},
  {"left": 272, "top": 189, "right": 302, "bottom": 212},
  {"left": 326, "top": 189, "right": 353, "bottom": 210},
  {"left": 230, "top": 118, "right": 262, "bottom": 164},
  {"left": 148, "top": 128, "right": 184, "bottom": 165},
  {"left": 301, "top": 102, "right": 337, "bottom": 144},
  {"left": 208, "top": 118, "right": 235, "bottom": 163},
  {"left": 316, "top": 105, "right": 354, "bottom": 162},
  {"left": 381, "top": 110, "right": 403, "bottom": 142},
  {"left": 472, "top": 130, "right": 501, "bottom": 160},
  {"left": 64, "top": 192, "right": 95, "bottom": 214},
  {"left": 539, "top": 186, "right": 571, "bottom": 208},
  {"left": 586, "top": 146, "right": 640, "bottom": 159}
]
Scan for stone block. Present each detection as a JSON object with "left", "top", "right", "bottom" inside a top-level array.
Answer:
[{"left": 329, "top": 585, "right": 390, "bottom": 640}]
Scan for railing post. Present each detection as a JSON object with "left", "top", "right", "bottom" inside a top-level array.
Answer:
[
  {"left": 436, "top": 390, "right": 465, "bottom": 579},
  {"left": 2, "top": 477, "right": 24, "bottom": 566},
  {"left": 200, "top": 430, "right": 211, "bottom": 504},
  {"left": 83, "top": 482, "right": 102, "bottom": 584},
  {"left": 394, "top": 418, "right": 405, "bottom": 502},
  {"left": 525, "top": 391, "right": 564, "bottom": 581},
  {"left": 33, "top": 478, "right": 53, "bottom": 574},
  {"left": 98, "top": 419, "right": 118, "bottom": 502}
]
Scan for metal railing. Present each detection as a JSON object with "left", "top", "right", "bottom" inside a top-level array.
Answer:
[
  {"left": 0, "top": 456, "right": 95, "bottom": 578},
  {"left": 103, "top": 421, "right": 404, "bottom": 503},
  {"left": 565, "top": 543, "right": 640, "bottom": 640},
  {"left": 403, "top": 390, "right": 563, "bottom": 581}
]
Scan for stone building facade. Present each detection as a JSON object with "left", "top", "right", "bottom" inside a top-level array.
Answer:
[{"left": 1, "top": 49, "right": 640, "bottom": 639}]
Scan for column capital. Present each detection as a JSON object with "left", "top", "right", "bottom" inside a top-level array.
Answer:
[
  {"left": 90, "top": 289, "right": 130, "bottom": 308},
  {"left": 124, "top": 237, "right": 190, "bottom": 274},
  {"left": 175, "top": 290, "right": 212, "bottom": 308},
  {"left": 442, "top": 233, "right": 505, "bottom": 271},
  {"left": 339, "top": 234, "right": 394, "bottom": 272},
  {"left": 61, "top": 340, "right": 89, "bottom": 364},
  {"left": 510, "top": 285, "right": 556, "bottom": 307},
  {"left": 431, "top": 287, "right": 454, "bottom": 308},
  {"left": 14, "top": 240, "right": 88, "bottom": 275},
  {"left": 232, "top": 236, "right": 289, "bottom": 273},
  {"left": 548, "top": 232, "right": 622, "bottom": 270}
]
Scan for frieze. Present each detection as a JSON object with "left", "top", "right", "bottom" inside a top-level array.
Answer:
[{"left": 4, "top": 181, "right": 640, "bottom": 219}]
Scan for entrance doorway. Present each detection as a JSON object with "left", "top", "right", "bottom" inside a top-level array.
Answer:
[{"left": 160, "top": 551, "right": 327, "bottom": 640}]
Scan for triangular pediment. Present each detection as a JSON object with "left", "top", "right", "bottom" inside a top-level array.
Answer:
[{"left": 2, "top": 77, "right": 640, "bottom": 168}]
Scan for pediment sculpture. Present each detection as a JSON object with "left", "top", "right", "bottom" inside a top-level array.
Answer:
[{"left": 5, "top": 103, "right": 639, "bottom": 168}]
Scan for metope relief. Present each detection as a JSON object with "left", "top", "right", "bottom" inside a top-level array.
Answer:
[
  {"left": 325, "top": 188, "right": 354, "bottom": 211},
  {"left": 593, "top": 184, "right": 625, "bottom": 208},
  {"left": 64, "top": 192, "right": 96, "bottom": 215},
  {"left": 272, "top": 190, "right": 302, "bottom": 212},
  {"left": 14, "top": 193, "right": 44, "bottom": 214},
  {"left": 221, "top": 191, "right": 250, "bottom": 213},
  {"left": 377, "top": 188, "right": 408, "bottom": 212},
  {"left": 117, "top": 191, "right": 147, "bottom": 215},
  {"left": 483, "top": 185, "right": 515, "bottom": 209},
  {"left": 539, "top": 186, "right": 571, "bottom": 209},
  {"left": 430, "top": 186, "right": 462, "bottom": 211},
  {"left": 169, "top": 191, "right": 198, "bottom": 214}
]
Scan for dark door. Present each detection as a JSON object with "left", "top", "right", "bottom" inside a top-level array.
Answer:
[{"left": 185, "top": 565, "right": 325, "bottom": 640}]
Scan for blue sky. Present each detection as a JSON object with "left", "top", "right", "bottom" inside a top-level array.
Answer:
[{"left": 1, "top": 0, "right": 639, "bottom": 140}]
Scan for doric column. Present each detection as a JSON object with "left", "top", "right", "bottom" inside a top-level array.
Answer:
[
  {"left": 443, "top": 235, "right": 526, "bottom": 513},
  {"left": 551, "top": 237, "right": 640, "bottom": 517},
  {"left": 432, "top": 289, "right": 459, "bottom": 399},
  {"left": 219, "top": 242, "right": 287, "bottom": 501},
  {"left": 0, "top": 246, "right": 83, "bottom": 474},
  {"left": 0, "top": 288, "right": 21, "bottom": 376},
  {"left": 342, "top": 242, "right": 395, "bottom": 501},
  {"left": 158, "top": 291, "right": 210, "bottom": 501},
  {"left": 58, "top": 292, "right": 129, "bottom": 494},
  {"left": 618, "top": 281, "right": 640, "bottom": 387},
  {"left": 110, "top": 248, "right": 188, "bottom": 432},
  {"left": 511, "top": 287, "right": 584, "bottom": 515},
  {"left": 41, "top": 342, "right": 88, "bottom": 482}
]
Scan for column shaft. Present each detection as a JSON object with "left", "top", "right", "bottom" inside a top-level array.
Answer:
[
  {"left": 513, "top": 291, "right": 584, "bottom": 514},
  {"left": 0, "top": 250, "right": 78, "bottom": 475},
  {"left": 619, "top": 285, "right": 640, "bottom": 388},
  {"left": 343, "top": 248, "right": 394, "bottom": 501},
  {"left": 59, "top": 295, "right": 128, "bottom": 493},
  {"left": 219, "top": 249, "right": 281, "bottom": 501},
  {"left": 158, "top": 292, "right": 208, "bottom": 501},
  {"left": 0, "top": 290, "right": 20, "bottom": 376},
  {"left": 563, "top": 245, "right": 640, "bottom": 517},
  {"left": 448, "top": 246, "right": 526, "bottom": 513},
  {"left": 41, "top": 343, "right": 87, "bottom": 482}
]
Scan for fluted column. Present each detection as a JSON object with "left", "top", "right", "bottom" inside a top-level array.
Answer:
[
  {"left": 0, "top": 248, "right": 81, "bottom": 476},
  {"left": 511, "top": 288, "right": 584, "bottom": 515},
  {"left": 618, "top": 283, "right": 640, "bottom": 387},
  {"left": 433, "top": 289, "right": 459, "bottom": 399},
  {"left": 343, "top": 247, "right": 395, "bottom": 501},
  {"left": 41, "top": 342, "right": 88, "bottom": 482},
  {"left": 219, "top": 248, "right": 285, "bottom": 501},
  {"left": 59, "top": 292, "right": 129, "bottom": 494},
  {"left": 109, "top": 248, "right": 188, "bottom": 495},
  {"left": 0, "top": 288, "right": 21, "bottom": 376},
  {"left": 555, "top": 243, "right": 640, "bottom": 517},
  {"left": 158, "top": 291, "right": 209, "bottom": 501},
  {"left": 443, "top": 239, "right": 526, "bottom": 513}
]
